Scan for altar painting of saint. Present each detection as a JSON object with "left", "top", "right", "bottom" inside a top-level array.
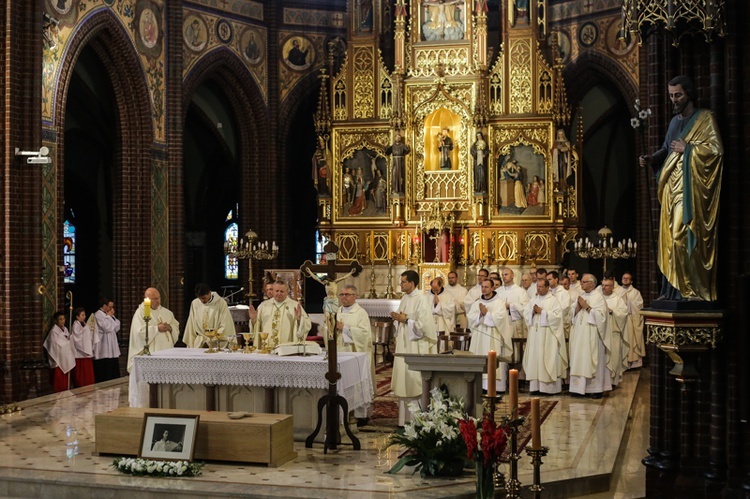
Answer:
[
  {"left": 340, "top": 148, "right": 389, "bottom": 218},
  {"left": 496, "top": 145, "right": 547, "bottom": 216},
  {"left": 421, "top": 0, "right": 465, "bottom": 41}
]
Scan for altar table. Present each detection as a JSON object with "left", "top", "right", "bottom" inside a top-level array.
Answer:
[{"left": 129, "top": 348, "right": 373, "bottom": 441}]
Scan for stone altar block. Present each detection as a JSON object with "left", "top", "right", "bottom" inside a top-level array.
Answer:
[{"left": 397, "top": 353, "right": 489, "bottom": 417}]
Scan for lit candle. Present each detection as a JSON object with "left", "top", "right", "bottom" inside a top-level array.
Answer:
[
  {"left": 509, "top": 369, "right": 518, "bottom": 417},
  {"left": 143, "top": 298, "right": 151, "bottom": 319},
  {"left": 531, "top": 397, "right": 541, "bottom": 449},
  {"left": 388, "top": 234, "right": 393, "bottom": 260},
  {"left": 487, "top": 350, "right": 497, "bottom": 396}
]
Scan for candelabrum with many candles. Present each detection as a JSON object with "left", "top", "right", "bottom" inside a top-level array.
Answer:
[
  {"left": 572, "top": 226, "right": 637, "bottom": 275},
  {"left": 224, "top": 229, "right": 278, "bottom": 298}
]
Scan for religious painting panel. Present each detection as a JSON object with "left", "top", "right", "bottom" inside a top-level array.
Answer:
[
  {"left": 406, "top": 83, "right": 473, "bottom": 214},
  {"left": 489, "top": 122, "right": 553, "bottom": 222},
  {"left": 419, "top": 0, "right": 467, "bottom": 42},
  {"left": 331, "top": 128, "right": 392, "bottom": 225}
]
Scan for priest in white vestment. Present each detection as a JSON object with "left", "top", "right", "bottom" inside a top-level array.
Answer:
[
  {"left": 602, "top": 278, "right": 630, "bottom": 387},
  {"left": 430, "top": 277, "right": 456, "bottom": 349},
  {"left": 446, "top": 271, "right": 468, "bottom": 329},
  {"left": 334, "top": 284, "right": 375, "bottom": 420},
  {"left": 567, "top": 269, "right": 582, "bottom": 301},
  {"left": 523, "top": 279, "right": 568, "bottom": 394},
  {"left": 251, "top": 281, "right": 311, "bottom": 349},
  {"left": 468, "top": 280, "right": 513, "bottom": 392},
  {"left": 568, "top": 274, "right": 612, "bottom": 398},
  {"left": 127, "top": 287, "right": 180, "bottom": 373},
  {"left": 390, "top": 270, "right": 438, "bottom": 425},
  {"left": 183, "top": 283, "right": 236, "bottom": 348},
  {"left": 463, "top": 268, "right": 489, "bottom": 313},
  {"left": 621, "top": 272, "right": 646, "bottom": 369},
  {"left": 548, "top": 271, "right": 572, "bottom": 340}
]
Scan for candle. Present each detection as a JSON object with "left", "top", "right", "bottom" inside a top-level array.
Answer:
[
  {"left": 509, "top": 369, "right": 518, "bottom": 417},
  {"left": 487, "top": 350, "right": 497, "bottom": 396},
  {"left": 531, "top": 397, "right": 541, "bottom": 449},
  {"left": 143, "top": 298, "right": 151, "bottom": 319}
]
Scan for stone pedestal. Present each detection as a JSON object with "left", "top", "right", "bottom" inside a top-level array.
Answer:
[
  {"left": 641, "top": 308, "right": 723, "bottom": 473},
  {"left": 397, "top": 353, "right": 488, "bottom": 417}
]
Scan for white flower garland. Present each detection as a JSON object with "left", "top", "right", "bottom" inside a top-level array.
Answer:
[{"left": 112, "top": 457, "right": 204, "bottom": 477}]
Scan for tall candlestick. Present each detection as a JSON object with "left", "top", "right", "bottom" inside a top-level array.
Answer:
[
  {"left": 531, "top": 397, "right": 541, "bottom": 449},
  {"left": 509, "top": 369, "right": 518, "bottom": 417},
  {"left": 143, "top": 298, "right": 151, "bottom": 318},
  {"left": 487, "top": 350, "right": 497, "bottom": 396}
]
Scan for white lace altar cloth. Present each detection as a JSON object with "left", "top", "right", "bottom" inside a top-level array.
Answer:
[
  {"left": 357, "top": 299, "right": 400, "bottom": 319},
  {"left": 129, "top": 348, "right": 373, "bottom": 410}
]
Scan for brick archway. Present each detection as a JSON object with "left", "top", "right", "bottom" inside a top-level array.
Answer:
[
  {"left": 52, "top": 9, "right": 154, "bottom": 326},
  {"left": 182, "top": 47, "right": 270, "bottom": 297}
]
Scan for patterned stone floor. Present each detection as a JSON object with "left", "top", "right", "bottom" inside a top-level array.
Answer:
[{"left": 0, "top": 369, "right": 648, "bottom": 498}]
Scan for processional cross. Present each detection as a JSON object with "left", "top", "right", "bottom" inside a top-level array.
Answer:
[{"left": 300, "top": 241, "right": 363, "bottom": 453}]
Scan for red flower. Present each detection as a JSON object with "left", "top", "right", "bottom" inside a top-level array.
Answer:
[{"left": 459, "top": 419, "right": 478, "bottom": 460}]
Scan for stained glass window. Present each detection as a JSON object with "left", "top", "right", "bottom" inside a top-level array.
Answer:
[
  {"left": 63, "top": 219, "right": 76, "bottom": 284},
  {"left": 225, "top": 222, "right": 239, "bottom": 280}
]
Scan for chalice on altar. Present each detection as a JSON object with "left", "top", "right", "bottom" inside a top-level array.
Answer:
[
  {"left": 241, "top": 333, "right": 254, "bottom": 353},
  {"left": 259, "top": 332, "right": 270, "bottom": 354},
  {"left": 204, "top": 328, "right": 217, "bottom": 353},
  {"left": 228, "top": 335, "right": 240, "bottom": 353}
]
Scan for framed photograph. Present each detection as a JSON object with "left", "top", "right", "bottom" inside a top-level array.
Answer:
[{"left": 139, "top": 413, "right": 200, "bottom": 461}]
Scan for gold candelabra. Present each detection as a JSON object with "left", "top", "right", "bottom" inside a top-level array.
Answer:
[
  {"left": 224, "top": 229, "right": 278, "bottom": 298},
  {"left": 572, "top": 226, "right": 637, "bottom": 275}
]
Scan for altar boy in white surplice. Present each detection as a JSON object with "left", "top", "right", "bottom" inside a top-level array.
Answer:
[
  {"left": 390, "top": 270, "right": 438, "bottom": 426},
  {"left": 468, "top": 279, "right": 513, "bottom": 392},
  {"left": 523, "top": 278, "right": 568, "bottom": 395}
]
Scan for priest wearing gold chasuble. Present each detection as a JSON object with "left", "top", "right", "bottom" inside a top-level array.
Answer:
[
  {"left": 251, "top": 281, "right": 311, "bottom": 349},
  {"left": 640, "top": 75, "right": 723, "bottom": 301},
  {"left": 390, "top": 270, "right": 438, "bottom": 426}
]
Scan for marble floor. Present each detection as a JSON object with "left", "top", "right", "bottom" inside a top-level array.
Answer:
[{"left": 0, "top": 370, "right": 649, "bottom": 498}]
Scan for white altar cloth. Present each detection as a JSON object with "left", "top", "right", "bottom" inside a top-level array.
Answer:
[{"left": 129, "top": 348, "right": 373, "bottom": 412}]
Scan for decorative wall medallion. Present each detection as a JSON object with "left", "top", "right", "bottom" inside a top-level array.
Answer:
[
  {"left": 282, "top": 35, "right": 315, "bottom": 72},
  {"left": 241, "top": 27, "right": 264, "bottom": 65},
  {"left": 45, "top": 0, "right": 78, "bottom": 25},
  {"left": 578, "top": 21, "right": 598, "bottom": 48},
  {"left": 605, "top": 19, "right": 635, "bottom": 56},
  {"left": 184, "top": 14, "right": 208, "bottom": 52},
  {"left": 135, "top": 0, "right": 162, "bottom": 58},
  {"left": 216, "top": 19, "right": 233, "bottom": 44}
]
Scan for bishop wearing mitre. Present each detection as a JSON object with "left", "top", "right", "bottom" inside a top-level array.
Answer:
[
  {"left": 468, "top": 279, "right": 513, "bottom": 392},
  {"left": 390, "top": 270, "right": 438, "bottom": 426},
  {"left": 523, "top": 278, "right": 568, "bottom": 395}
]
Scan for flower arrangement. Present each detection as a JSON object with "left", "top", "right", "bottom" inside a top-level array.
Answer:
[
  {"left": 111, "top": 457, "right": 204, "bottom": 477},
  {"left": 630, "top": 99, "right": 652, "bottom": 130},
  {"left": 459, "top": 416, "right": 511, "bottom": 499},
  {"left": 386, "top": 387, "right": 468, "bottom": 478}
]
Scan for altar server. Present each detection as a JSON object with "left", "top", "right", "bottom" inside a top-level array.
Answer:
[
  {"left": 390, "top": 270, "right": 438, "bottom": 426},
  {"left": 70, "top": 307, "right": 95, "bottom": 387},
  {"left": 44, "top": 311, "right": 76, "bottom": 392},
  {"left": 91, "top": 297, "right": 122, "bottom": 382}
]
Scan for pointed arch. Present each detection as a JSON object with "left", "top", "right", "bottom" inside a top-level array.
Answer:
[{"left": 52, "top": 9, "right": 155, "bottom": 320}]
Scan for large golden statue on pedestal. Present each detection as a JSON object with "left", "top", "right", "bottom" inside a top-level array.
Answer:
[{"left": 312, "top": 0, "right": 580, "bottom": 272}]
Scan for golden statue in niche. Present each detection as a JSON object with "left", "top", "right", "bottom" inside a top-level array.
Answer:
[{"left": 424, "top": 108, "right": 460, "bottom": 171}]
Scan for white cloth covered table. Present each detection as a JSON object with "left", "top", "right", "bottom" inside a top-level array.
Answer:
[{"left": 129, "top": 348, "right": 373, "bottom": 413}]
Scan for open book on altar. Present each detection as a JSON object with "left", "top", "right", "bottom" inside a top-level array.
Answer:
[{"left": 272, "top": 341, "right": 323, "bottom": 357}]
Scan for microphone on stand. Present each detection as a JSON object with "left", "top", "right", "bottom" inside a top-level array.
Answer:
[{"left": 224, "top": 287, "right": 245, "bottom": 303}]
